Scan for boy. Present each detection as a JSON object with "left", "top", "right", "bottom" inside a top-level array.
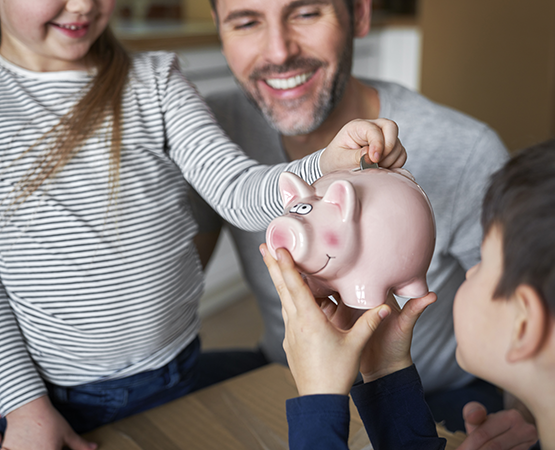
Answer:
[{"left": 261, "top": 140, "right": 555, "bottom": 449}]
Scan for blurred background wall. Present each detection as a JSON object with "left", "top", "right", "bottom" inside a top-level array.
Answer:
[{"left": 420, "top": 0, "right": 555, "bottom": 152}]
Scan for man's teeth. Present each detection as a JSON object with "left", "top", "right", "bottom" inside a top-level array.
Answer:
[
  {"left": 58, "top": 24, "right": 84, "bottom": 30},
  {"left": 265, "top": 72, "right": 313, "bottom": 90}
]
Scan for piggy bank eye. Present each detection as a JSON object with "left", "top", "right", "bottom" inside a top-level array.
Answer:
[{"left": 290, "top": 203, "right": 313, "bottom": 215}]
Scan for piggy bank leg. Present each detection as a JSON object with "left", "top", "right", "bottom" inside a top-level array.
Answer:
[
  {"left": 392, "top": 278, "right": 429, "bottom": 299},
  {"left": 334, "top": 281, "right": 390, "bottom": 309}
]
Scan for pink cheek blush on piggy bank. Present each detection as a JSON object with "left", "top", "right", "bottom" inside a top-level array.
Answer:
[{"left": 265, "top": 167, "right": 436, "bottom": 309}]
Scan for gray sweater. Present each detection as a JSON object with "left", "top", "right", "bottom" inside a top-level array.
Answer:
[{"left": 196, "top": 80, "right": 509, "bottom": 393}]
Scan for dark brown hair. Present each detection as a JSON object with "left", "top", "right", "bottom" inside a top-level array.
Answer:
[
  {"left": 11, "top": 27, "right": 130, "bottom": 208},
  {"left": 481, "top": 139, "right": 555, "bottom": 314}
]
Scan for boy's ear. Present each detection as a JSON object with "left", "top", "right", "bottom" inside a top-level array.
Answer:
[{"left": 506, "top": 285, "right": 548, "bottom": 363}]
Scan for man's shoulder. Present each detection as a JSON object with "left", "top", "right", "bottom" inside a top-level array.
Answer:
[
  {"left": 206, "top": 88, "right": 256, "bottom": 120},
  {"left": 361, "top": 79, "right": 486, "bottom": 130},
  {"left": 361, "top": 78, "right": 506, "bottom": 154}
]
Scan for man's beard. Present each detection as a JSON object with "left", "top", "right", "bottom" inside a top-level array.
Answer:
[{"left": 236, "top": 40, "right": 353, "bottom": 136}]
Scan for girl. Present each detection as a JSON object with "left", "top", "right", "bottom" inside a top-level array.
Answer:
[{"left": 0, "top": 1, "right": 405, "bottom": 449}]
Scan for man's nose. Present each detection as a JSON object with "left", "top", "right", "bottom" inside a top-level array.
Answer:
[{"left": 263, "top": 24, "right": 301, "bottom": 66}]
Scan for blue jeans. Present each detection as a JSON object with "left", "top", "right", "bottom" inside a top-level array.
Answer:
[{"left": 0, "top": 338, "right": 268, "bottom": 436}]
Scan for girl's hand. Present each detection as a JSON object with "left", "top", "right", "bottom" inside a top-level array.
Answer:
[
  {"left": 319, "top": 118, "right": 406, "bottom": 174},
  {"left": 2, "top": 396, "right": 97, "bottom": 450},
  {"left": 260, "top": 244, "right": 390, "bottom": 396},
  {"left": 358, "top": 292, "right": 437, "bottom": 383}
]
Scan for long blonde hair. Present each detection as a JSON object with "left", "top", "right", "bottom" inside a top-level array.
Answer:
[{"left": 11, "top": 27, "right": 131, "bottom": 208}]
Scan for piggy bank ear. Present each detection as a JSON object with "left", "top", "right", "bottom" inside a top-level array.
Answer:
[
  {"left": 322, "top": 180, "right": 357, "bottom": 222},
  {"left": 279, "top": 172, "right": 315, "bottom": 210}
]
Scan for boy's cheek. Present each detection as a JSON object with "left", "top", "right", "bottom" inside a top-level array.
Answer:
[{"left": 454, "top": 346, "right": 469, "bottom": 372}]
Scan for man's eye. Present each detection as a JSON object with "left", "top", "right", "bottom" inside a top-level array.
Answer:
[
  {"left": 295, "top": 9, "right": 320, "bottom": 20},
  {"left": 234, "top": 20, "right": 258, "bottom": 30}
]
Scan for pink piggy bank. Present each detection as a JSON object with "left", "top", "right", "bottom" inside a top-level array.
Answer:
[{"left": 265, "top": 167, "right": 436, "bottom": 309}]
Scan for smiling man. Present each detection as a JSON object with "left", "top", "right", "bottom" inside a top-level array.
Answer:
[{"left": 191, "top": 0, "right": 530, "bottom": 442}]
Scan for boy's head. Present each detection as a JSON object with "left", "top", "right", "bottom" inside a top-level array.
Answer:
[
  {"left": 454, "top": 140, "right": 555, "bottom": 394},
  {"left": 481, "top": 139, "right": 555, "bottom": 315}
]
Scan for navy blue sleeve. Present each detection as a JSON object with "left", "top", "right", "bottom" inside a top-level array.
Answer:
[
  {"left": 351, "top": 365, "right": 447, "bottom": 450},
  {"left": 286, "top": 394, "right": 350, "bottom": 450}
]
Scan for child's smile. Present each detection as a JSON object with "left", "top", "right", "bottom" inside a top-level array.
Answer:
[
  {"left": 49, "top": 21, "right": 91, "bottom": 39},
  {"left": 0, "top": 0, "right": 115, "bottom": 72}
]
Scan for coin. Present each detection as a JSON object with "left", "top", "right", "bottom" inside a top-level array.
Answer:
[{"left": 360, "top": 155, "right": 379, "bottom": 170}]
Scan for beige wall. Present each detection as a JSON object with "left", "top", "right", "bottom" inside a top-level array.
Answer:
[
  {"left": 183, "top": 0, "right": 213, "bottom": 20},
  {"left": 420, "top": 0, "right": 555, "bottom": 152}
]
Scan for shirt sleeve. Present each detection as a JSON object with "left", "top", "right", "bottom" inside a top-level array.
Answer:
[
  {"left": 0, "top": 279, "right": 47, "bottom": 416},
  {"left": 163, "top": 57, "right": 323, "bottom": 232},
  {"left": 350, "top": 365, "right": 447, "bottom": 450},
  {"left": 447, "top": 127, "right": 509, "bottom": 270},
  {"left": 286, "top": 394, "right": 351, "bottom": 450}
]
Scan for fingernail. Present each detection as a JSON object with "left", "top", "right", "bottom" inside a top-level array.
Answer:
[
  {"left": 373, "top": 151, "right": 380, "bottom": 161},
  {"left": 378, "top": 307, "right": 390, "bottom": 319},
  {"left": 259, "top": 246, "right": 266, "bottom": 257}
]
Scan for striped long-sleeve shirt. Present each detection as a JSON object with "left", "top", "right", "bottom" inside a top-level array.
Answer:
[{"left": 0, "top": 52, "right": 322, "bottom": 416}]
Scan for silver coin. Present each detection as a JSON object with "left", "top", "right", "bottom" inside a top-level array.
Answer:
[{"left": 359, "top": 155, "right": 379, "bottom": 170}]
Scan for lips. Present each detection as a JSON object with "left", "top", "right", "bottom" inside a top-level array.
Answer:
[
  {"left": 51, "top": 22, "right": 90, "bottom": 38},
  {"left": 265, "top": 71, "right": 315, "bottom": 90}
]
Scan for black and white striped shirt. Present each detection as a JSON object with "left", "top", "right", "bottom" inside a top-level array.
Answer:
[{"left": 0, "top": 52, "right": 322, "bottom": 416}]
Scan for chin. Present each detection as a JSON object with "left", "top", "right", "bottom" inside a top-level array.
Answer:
[
  {"left": 274, "top": 120, "right": 319, "bottom": 136},
  {"left": 266, "top": 105, "right": 327, "bottom": 136}
]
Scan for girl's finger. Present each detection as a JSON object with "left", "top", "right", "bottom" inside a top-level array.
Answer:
[
  {"left": 260, "top": 244, "right": 296, "bottom": 315},
  {"left": 275, "top": 248, "right": 321, "bottom": 318},
  {"left": 370, "top": 118, "right": 399, "bottom": 163},
  {"left": 338, "top": 119, "right": 385, "bottom": 163},
  {"left": 378, "top": 140, "right": 407, "bottom": 169}
]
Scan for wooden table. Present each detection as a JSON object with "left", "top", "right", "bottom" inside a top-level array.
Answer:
[{"left": 84, "top": 364, "right": 466, "bottom": 450}]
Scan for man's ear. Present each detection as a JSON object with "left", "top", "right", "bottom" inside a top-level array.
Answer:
[
  {"left": 506, "top": 285, "right": 548, "bottom": 363},
  {"left": 353, "top": 0, "right": 372, "bottom": 38}
]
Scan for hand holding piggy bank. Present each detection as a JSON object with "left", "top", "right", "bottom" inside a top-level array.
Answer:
[{"left": 265, "top": 167, "right": 435, "bottom": 309}]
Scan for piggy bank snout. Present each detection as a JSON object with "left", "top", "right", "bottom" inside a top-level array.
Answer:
[{"left": 266, "top": 217, "right": 309, "bottom": 261}]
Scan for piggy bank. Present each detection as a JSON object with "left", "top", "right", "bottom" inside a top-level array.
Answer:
[{"left": 265, "top": 167, "right": 436, "bottom": 309}]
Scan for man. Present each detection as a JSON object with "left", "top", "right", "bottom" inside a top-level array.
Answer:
[{"left": 192, "top": 0, "right": 530, "bottom": 441}]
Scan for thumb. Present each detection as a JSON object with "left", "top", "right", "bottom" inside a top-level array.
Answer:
[
  {"left": 350, "top": 305, "right": 390, "bottom": 344},
  {"left": 399, "top": 292, "right": 437, "bottom": 331},
  {"left": 463, "top": 401, "right": 488, "bottom": 434},
  {"left": 65, "top": 431, "right": 97, "bottom": 450}
]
